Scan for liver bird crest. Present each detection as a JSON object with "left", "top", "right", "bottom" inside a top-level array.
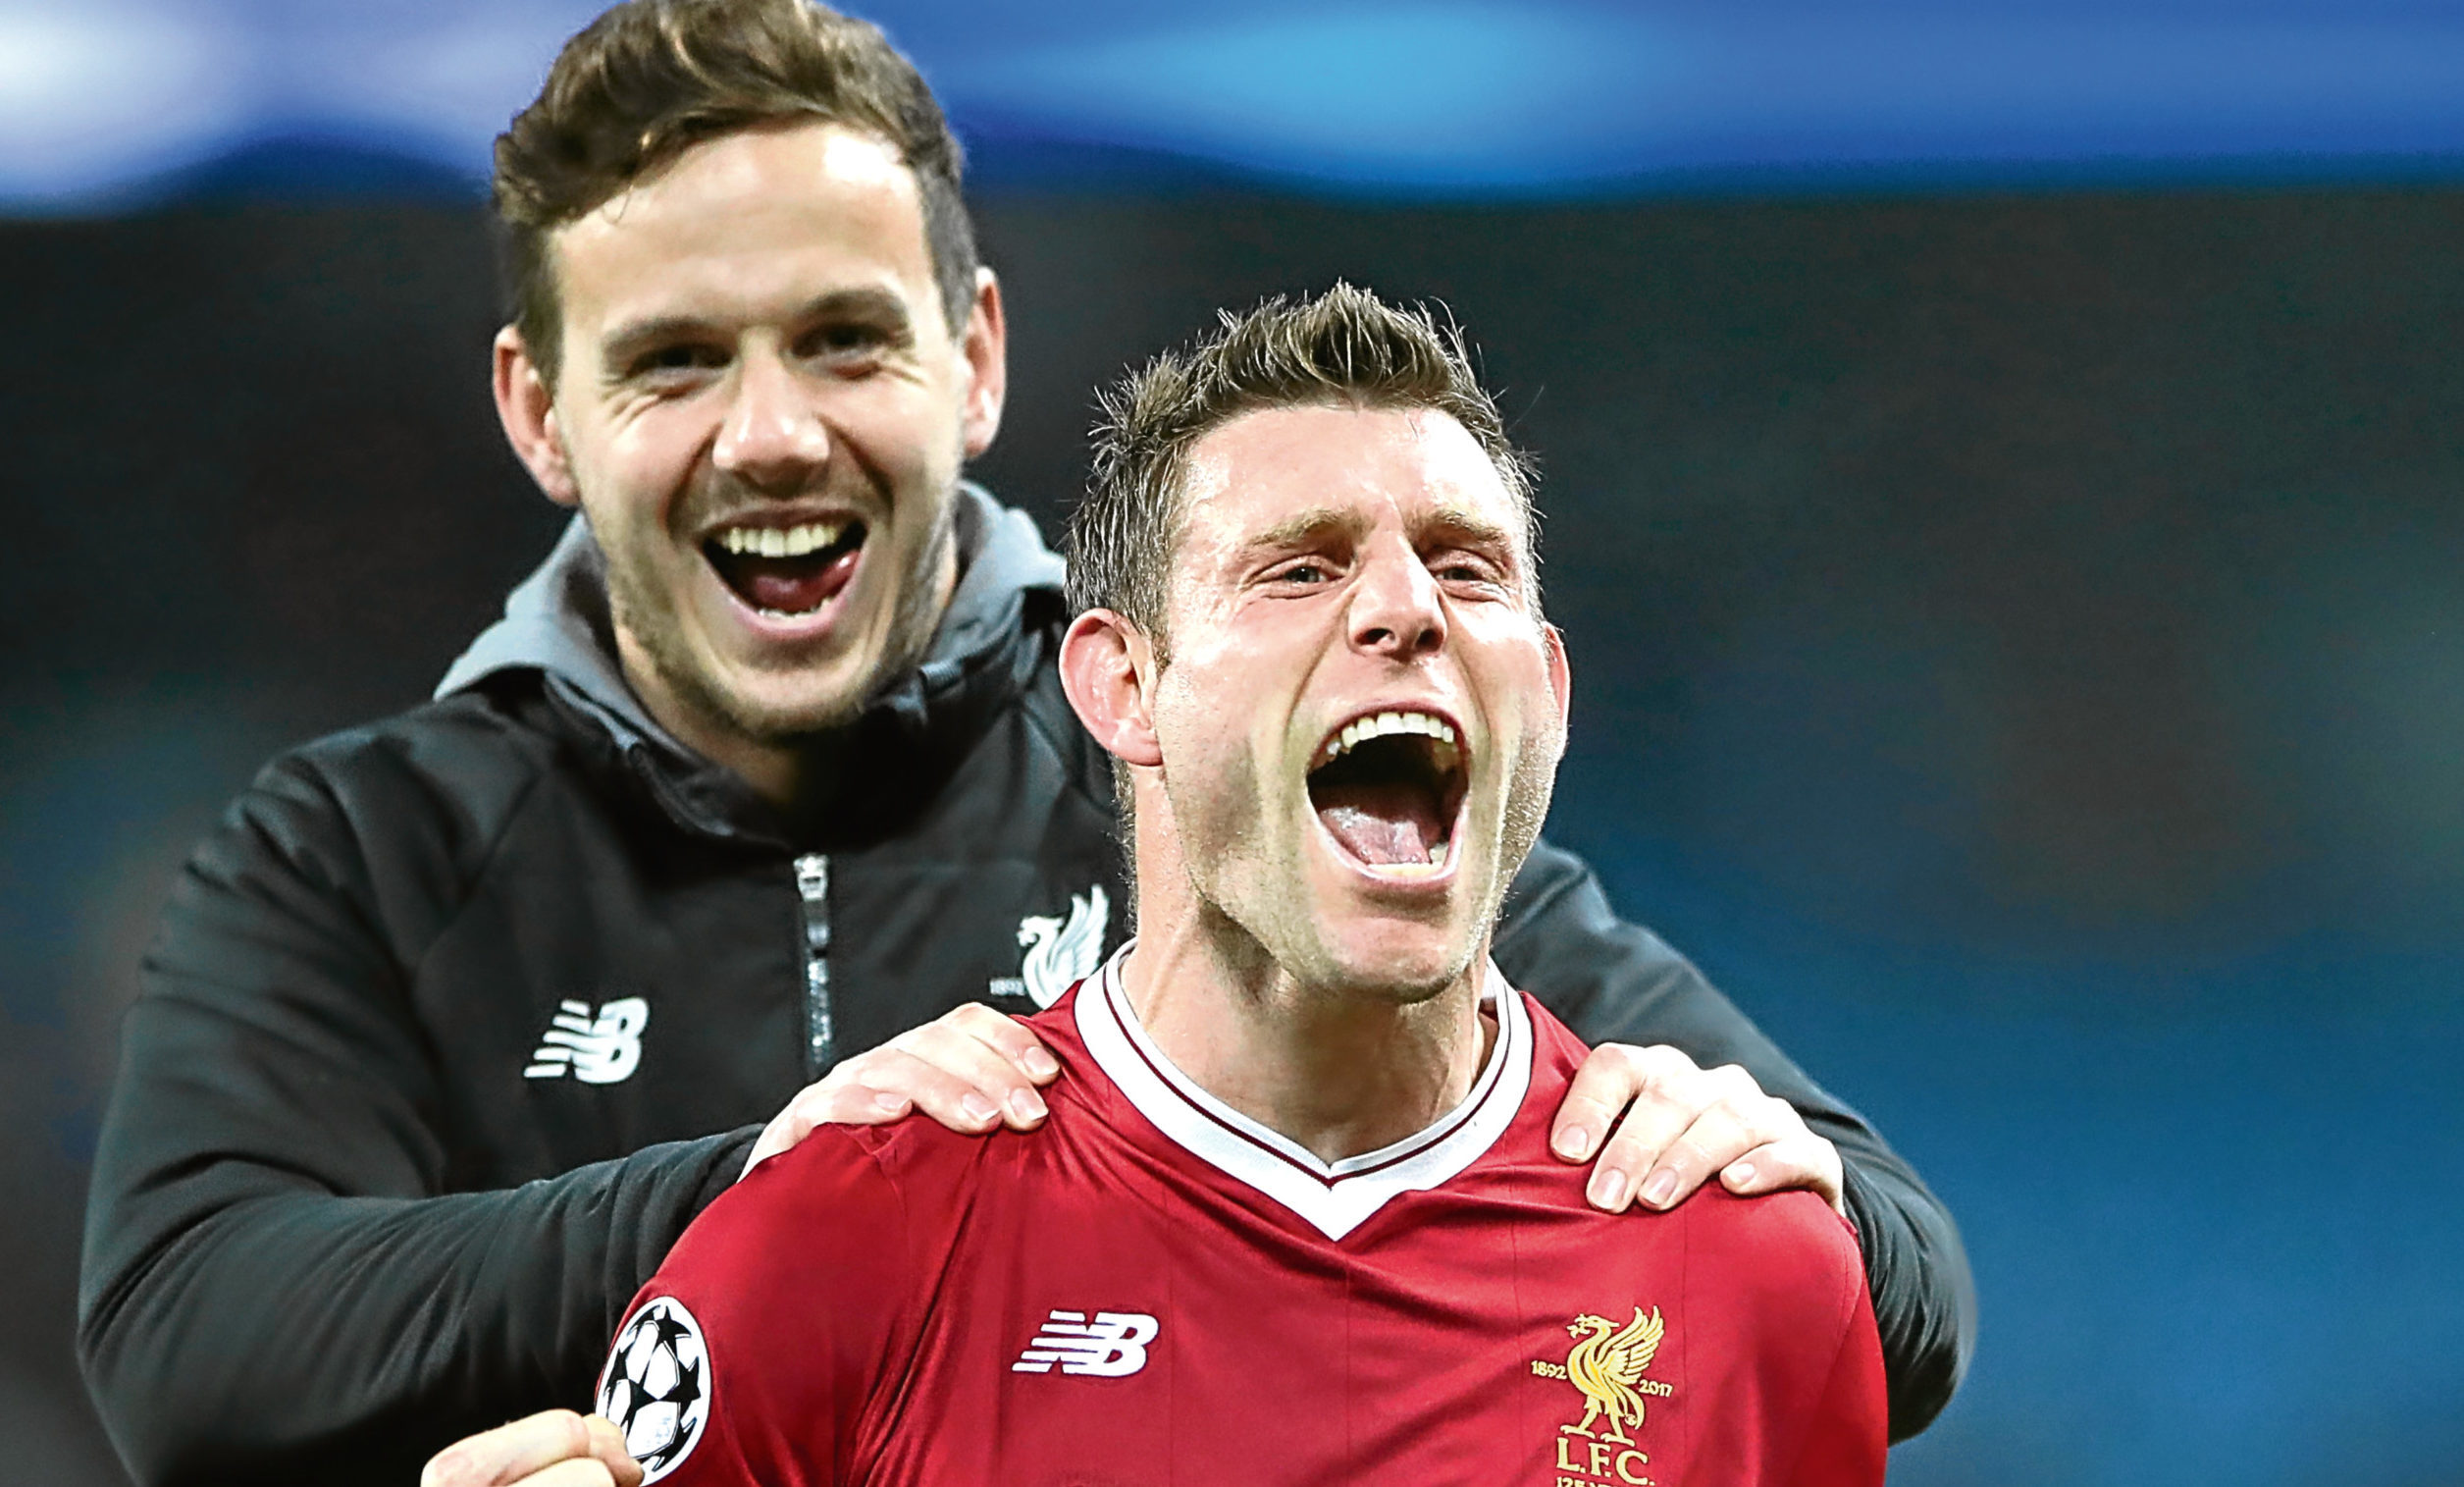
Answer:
[
  {"left": 1018, "top": 884, "right": 1109, "bottom": 1008},
  {"left": 1562, "top": 1306, "right": 1665, "bottom": 1443}
]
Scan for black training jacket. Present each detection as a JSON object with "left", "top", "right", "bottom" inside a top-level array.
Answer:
[{"left": 79, "top": 490, "right": 1972, "bottom": 1485}]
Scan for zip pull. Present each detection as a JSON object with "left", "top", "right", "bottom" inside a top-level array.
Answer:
[{"left": 793, "top": 853, "right": 833, "bottom": 1077}]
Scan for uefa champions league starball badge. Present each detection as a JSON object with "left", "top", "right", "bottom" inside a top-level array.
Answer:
[{"left": 597, "top": 1297, "right": 712, "bottom": 1482}]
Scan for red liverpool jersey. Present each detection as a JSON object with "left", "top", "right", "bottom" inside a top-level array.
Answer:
[{"left": 597, "top": 951, "right": 1886, "bottom": 1487}]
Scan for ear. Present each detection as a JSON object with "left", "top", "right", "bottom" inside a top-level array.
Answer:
[
  {"left": 1544, "top": 623, "right": 1573, "bottom": 732},
  {"left": 1059, "top": 609, "right": 1162, "bottom": 769},
  {"left": 494, "top": 326, "right": 579, "bottom": 506},
  {"left": 957, "top": 268, "right": 1008, "bottom": 460}
]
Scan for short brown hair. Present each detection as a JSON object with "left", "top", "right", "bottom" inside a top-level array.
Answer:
[
  {"left": 1070, "top": 281, "right": 1540, "bottom": 650},
  {"left": 493, "top": 0, "right": 978, "bottom": 389}
]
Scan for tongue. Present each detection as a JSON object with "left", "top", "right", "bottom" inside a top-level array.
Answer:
[
  {"left": 1315, "top": 780, "right": 1444, "bottom": 867},
  {"left": 729, "top": 546, "right": 862, "bottom": 614}
]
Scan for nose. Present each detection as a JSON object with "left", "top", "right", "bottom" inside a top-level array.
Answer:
[
  {"left": 1347, "top": 538, "right": 1447, "bottom": 662},
  {"left": 712, "top": 345, "right": 830, "bottom": 491}
]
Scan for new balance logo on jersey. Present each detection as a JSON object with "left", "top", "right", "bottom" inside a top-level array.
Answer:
[
  {"left": 1011, "top": 1309, "right": 1158, "bottom": 1376},
  {"left": 524, "top": 997, "right": 649, "bottom": 1084}
]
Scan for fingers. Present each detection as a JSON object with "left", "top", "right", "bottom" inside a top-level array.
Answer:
[
  {"left": 1610, "top": 1077, "right": 1774, "bottom": 1212},
  {"left": 1547, "top": 1042, "right": 1663, "bottom": 1165},
  {"left": 1552, "top": 1044, "right": 1738, "bottom": 1210},
  {"left": 740, "top": 1055, "right": 941, "bottom": 1178},
  {"left": 422, "top": 1410, "right": 616, "bottom": 1487},
  {"left": 1551, "top": 1044, "right": 1842, "bottom": 1216},
  {"left": 520, "top": 1460, "right": 634, "bottom": 1487},
  {"left": 884, "top": 1007, "right": 1058, "bottom": 1129},
  {"left": 941, "top": 1001, "right": 1064, "bottom": 1086},
  {"left": 742, "top": 1005, "right": 1066, "bottom": 1179},
  {"left": 843, "top": 1048, "right": 982, "bottom": 1126},
  {"left": 583, "top": 1415, "right": 647, "bottom": 1487},
  {"left": 1718, "top": 1133, "right": 1849, "bottom": 1217}
]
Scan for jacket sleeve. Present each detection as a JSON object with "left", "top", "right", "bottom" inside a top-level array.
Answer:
[
  {"left": 77, "top": 751, "right": 760, "bottom": 1486},
  {"left": 1491, "top": 837, "right": 1976, "bottom": 1442}
]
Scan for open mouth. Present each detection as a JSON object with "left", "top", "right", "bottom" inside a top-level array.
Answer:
[
  {"left": 1307, "top": 710, "right": 1468, "bottom": 875},
  {"left": 703, "top": 518, "right": 867, "bottom": 618}
]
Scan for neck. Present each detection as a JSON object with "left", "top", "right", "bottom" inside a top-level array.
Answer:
[{"left": 1121, "top": 835, "right": 1494, "bottom": 1163}]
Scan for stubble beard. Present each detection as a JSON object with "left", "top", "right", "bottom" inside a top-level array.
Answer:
[
  {"left": 1494, "top": 724, "right": 1559, "bottom": 914},
  {"left": 1177, "top": 745, "right": 1556, "bottom": 1013},
  {"left": 1355, "top": 720, "right": 1562, "bottom": 1003},
  {"left": 601, "top": 474, "right": 960, "bottom": 754}
]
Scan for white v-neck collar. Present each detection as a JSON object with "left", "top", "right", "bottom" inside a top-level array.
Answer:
[{"left": 1073, "top": 940, "right": 1532, "bottom": 1241}]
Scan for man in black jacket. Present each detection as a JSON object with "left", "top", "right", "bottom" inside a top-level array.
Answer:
[{"left": 78, "top": 3, "right": 1971, "bottom": 1484}]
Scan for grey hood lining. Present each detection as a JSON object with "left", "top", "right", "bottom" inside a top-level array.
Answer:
[{"left": 432, "top": 483, "right": 1066, "bottom": 770}]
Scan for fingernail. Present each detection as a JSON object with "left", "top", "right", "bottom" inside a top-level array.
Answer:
[
  {"left": 1590, "top": 1167, "right": 1630, "bottom": 1211},
  {"left": 1023, "top": 1048, "right": 1061, "bottom": 1080},
  {"left": 961, "top": 1093, "right": 999, "bottom": 1125},
  {"left": 872, "top": 1090, "right": 909, "bottom": 1115},
  {"left": 1008, "top": 1089, "right": 1047, "bottom": 1124},
  {"left": 1553, "top": 1125, "right": 1595, "bottom": 1160},
  {"left": 1642, "top": 1169, "right": 1680, "bottom": 1208},
  {"left": 1724, "top": 1161, "right": 1755, "bottom": 1189}
]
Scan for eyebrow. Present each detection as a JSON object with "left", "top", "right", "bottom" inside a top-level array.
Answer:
[
  {"left": 1240, "top": 506, "right": 1367, "bottom": 555},
  {"left": 1416, "top": 507, "right": 1520, "bottom": 558},
  {"left": 596, "top": 286, "right": 916, "bottom": 373},
  {"left": 1235, "top": 503, "right": 1525, "bottom": 570}
]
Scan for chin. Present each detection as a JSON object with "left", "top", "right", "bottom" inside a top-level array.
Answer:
[
  {"left": 713, "top": 593, "right": 942, "bottom": 739},
  {"left": 1310, "top": 920, "right": 1479, "bottom": 1005},
  {"left": 719, "top": 672, "right": 877, "bottom": 739},
  {"left": 659, "top": 641, "right": 878, "bottom": 745}
]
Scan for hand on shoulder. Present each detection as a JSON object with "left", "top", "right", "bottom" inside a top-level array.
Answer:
[
  {"left": 742, "top": 1003, "right": 1063, "bottom": 1177},
  {"left": 1547, "top": 1042, "right": 1847, "bottom": 1219}
]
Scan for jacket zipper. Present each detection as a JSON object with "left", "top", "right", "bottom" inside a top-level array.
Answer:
[{"left": 794, "top": 853, "right": 834, "bottom": 1080}]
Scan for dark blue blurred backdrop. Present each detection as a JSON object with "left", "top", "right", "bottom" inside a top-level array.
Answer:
[{"left": 5, "top": 4, "right": 2462, "bottom": 1484}]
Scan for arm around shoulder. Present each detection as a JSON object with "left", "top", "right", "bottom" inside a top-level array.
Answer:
[{"left": 79, "top": 743, "right": 755, "bottom": 1484}]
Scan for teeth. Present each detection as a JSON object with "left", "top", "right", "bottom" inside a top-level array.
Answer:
[
  {"left": 1318, "top": 710, "right": 1459, "bottom": 765},
  {"left": 1371, "top": 840, "right": 1451, "bottom": 879},
  {"left": 716, "top": 521, "right": 847, "bottom": 558}
]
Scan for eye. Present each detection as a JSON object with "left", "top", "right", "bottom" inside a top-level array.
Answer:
[
  {"left": 627, "top": 343, "right": 726, "bottom": 382},
  {"left": 798, "top": 319, "right": 900, "bottom": 366},
  {"left": 1274, "top": 559, "right": 1333, "bottom": 585},
  {"left": 814, "top": 325, "right": 877, "bottom": 352},
  {"left": 1432, "top": 553, "right": 1506, "bottom": 588}
]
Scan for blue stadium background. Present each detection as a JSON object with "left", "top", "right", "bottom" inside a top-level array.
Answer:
[{"left": 5, "top": 3, "right": 2462, "bottom": 1481}]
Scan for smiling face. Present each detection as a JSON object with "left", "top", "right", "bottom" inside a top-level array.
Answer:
[
  {"left": 495, "top": 120, "right": 1004, "bottom": 789},
  {"left": 1139, "top": 403, "right": 1569, "bottom": 999}
]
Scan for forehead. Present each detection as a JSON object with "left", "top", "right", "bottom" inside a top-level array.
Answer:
[
  {"left": 550, "top": 120, "right": 934, "bottom": 335},
  {"left": 1175, "top": 404, "right": 1520, "bottom": 557}
]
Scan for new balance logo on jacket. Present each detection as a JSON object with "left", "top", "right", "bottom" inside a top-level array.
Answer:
[{"left": 524, "top": 998, "right": 649, "bottom": 1084}]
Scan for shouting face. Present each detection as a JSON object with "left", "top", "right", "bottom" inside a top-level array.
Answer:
[
  {"left": 497, "top": 121, "right": 1004, "bottom": 786},
  {"left": 1139, "top": 403, "right": 1569, "bottom": 1000}
]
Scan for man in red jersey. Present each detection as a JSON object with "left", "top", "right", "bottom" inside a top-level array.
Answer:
[{"left": 595, "top": 284, "right": 1885, "bottom": 1487}]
